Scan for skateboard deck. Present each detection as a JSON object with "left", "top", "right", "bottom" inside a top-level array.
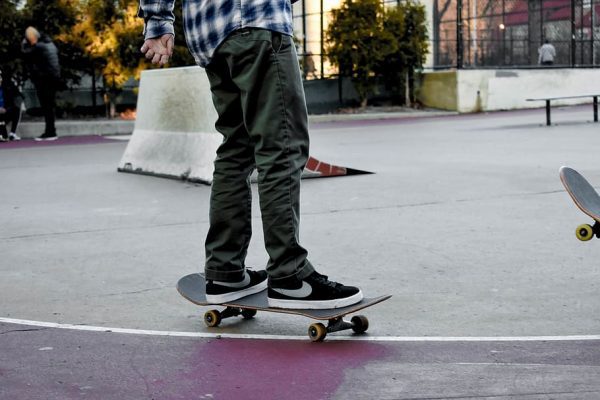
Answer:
[
  {"left": 177, "top": 273, "right": 391, "bottom": 341},
  {"left": 560, "top": 166, "right": 600, "bottom": 241}
]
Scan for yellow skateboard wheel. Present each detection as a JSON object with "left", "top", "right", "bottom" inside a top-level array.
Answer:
[
  {"left": 576, "top": 224, "right": 594, "bottom": 241},
  {"left": 308, "top": 323, "right": 327, "bottom": 342},
  {"left": 204, "top": 309, "right": 222, "bottom": 327}
]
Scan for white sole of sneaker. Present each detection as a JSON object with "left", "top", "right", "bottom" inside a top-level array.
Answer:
[
  {"left": 267, "top": 290, "right": 364, "bottom": 310},
  {"left": 35, "top": 137, "right": 58, "bottom": 141},
  {"left": 205, "top": 279, "right": 268, "bottom": 304}
]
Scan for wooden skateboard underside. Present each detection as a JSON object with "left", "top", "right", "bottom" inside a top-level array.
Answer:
[
  {"left": 177, "top": 273, "right": 391, "bottom": 320},
  {"left": 560, "top": 166, "right": 600, "bottom": 222},
  {"left": 560, "top": 166, "right": 600, "bottom": 241}
]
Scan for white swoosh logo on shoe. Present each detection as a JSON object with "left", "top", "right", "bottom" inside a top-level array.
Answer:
[
  {"left": 272, "top": 282, "right": 313, "bottom": 298},
  {"left": 213, "top": 272, "right": 251, "bottom": 288}
]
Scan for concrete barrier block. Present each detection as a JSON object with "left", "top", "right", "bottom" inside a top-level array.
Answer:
[
  {"left": 118, "top": 67, "right": 222, "bottom": 184},
  {"left": 118, "top": 66, "right": 371, "bottom": 184}
]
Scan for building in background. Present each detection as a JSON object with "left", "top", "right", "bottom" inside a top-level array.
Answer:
[
  {"left": 420, "top": 0, "right": 600, "bottom": 113},
  {"left": 434, "top": 0, "right": 600, "bottom": 69},
  {"left": 292, "top": 0, "right": 600, "bottom": 76}
]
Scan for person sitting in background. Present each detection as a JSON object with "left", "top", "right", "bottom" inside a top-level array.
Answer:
[
  {"left": 21, "top": 27, "right": 61, "bottom": 141},
  {"left": 0, "top": 69, "right": 23, "bottom": 142}
]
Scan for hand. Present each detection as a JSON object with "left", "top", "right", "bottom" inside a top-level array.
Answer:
[
  {"left": 0, "top": 107, "right": 6, "bottom": 114},
  {"left": 141, "top": 34, "right": 174, "bottom": 66}
]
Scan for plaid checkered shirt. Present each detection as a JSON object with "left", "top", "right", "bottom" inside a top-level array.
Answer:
[{"left": 139, "top": 0, "right": 294, "bottom": 67}]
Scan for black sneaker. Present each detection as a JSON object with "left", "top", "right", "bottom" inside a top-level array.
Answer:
[
  {"left": 206, "top": 270, "right": 268, "bottom": 303},
  {"left": 268, "top": 271, "right": 363, "bottom": 309},
  {"left": 35, "top": 132, "right": 58, "bottom": 141}
]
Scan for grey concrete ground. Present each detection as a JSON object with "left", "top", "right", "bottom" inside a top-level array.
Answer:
[
  {"left": 2, "top": 105, "right": 600, "bottom": 398},
  {"left": 17, "top": 119, "right": 135, "bottom": 139}
]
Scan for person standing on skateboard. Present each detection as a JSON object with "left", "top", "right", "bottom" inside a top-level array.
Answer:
[{"left": 139, "top": 0, "right": 362, "bottom": 309}]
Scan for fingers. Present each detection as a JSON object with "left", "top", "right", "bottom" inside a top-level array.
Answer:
[
  {"left": 145, "top": 48, "right": 156, "bottom": 60},
  {"left": 141, "top": 36, "right": 173, "bottom": 66},
  {"left": 159, "top": 54, "right": 170, "bottom": 66},
  {"left": 166, "top": 35, "right": 174, "bottom": 56},
  {"left": 149, "top": 48, "right": 170, "bottom": 65}
]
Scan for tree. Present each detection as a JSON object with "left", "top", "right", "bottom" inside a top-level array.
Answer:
[
  {"left": 0, "top": 0, "right": 196, "bottom": 118},
  {"left": 61, "top": 0, "right": 195, "bottom": 115},
  {"left": 64, "top": 0, "right": 143, "bottom": 89},
  {"left": 377, "top": 1, "right": 429, "bottom": 106},
  {"left": 66, "top": 0, "right": 194, "bottom": 87},
  {"left": 0, "top": 0, "right": 24, "bottom": 79},
  {"left": 326, "top": 0, "right": 398, "bottom": 107}
]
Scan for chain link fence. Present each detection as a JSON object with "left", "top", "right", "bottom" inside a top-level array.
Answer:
[{"left": 434, "top": 0, "right": 600, "bottom": 69}]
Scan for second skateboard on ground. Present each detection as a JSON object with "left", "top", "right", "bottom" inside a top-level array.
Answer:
[{"left": 560, "top": 166, "right": 600, "bottom": 241}]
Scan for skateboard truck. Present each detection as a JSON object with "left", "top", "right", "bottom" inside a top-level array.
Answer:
[
  {"left": 204, "top": 307, "right": 257, "bottom": 328},
  {"left": 308, "top": 315, "right": 369, "bottom": 342},
  {"left": 204, "top": 307, "right": 369, "bottom": 342}
]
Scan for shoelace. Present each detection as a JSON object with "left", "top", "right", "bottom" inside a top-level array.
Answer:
[{"left": 311, "top": 273, "right": 341, "bottom": 289}]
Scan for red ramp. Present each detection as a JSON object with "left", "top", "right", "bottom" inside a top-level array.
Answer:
[{"left": 303, "top": 156, "right": 372, "bottom": 178}]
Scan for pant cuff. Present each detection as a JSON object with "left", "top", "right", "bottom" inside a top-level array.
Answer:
[
  {"left": 268, "top": 260, "right": 315, "bottom": 282},
  {"left": 204, "top": 267, "right": 245, "bottom": 282}
]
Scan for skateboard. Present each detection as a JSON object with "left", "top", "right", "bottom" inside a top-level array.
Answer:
[
  {"left": 560, "top": 166, "right": 600, "bottom": 241},
  {"left": 177, "top": 273, "right": 391, "bottom": 342}
]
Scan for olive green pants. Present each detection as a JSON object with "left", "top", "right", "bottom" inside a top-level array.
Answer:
[{"left": 204, "top": 28, "right": 315, "bottom": 283}]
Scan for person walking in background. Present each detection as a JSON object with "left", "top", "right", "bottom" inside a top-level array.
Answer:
[
  {"left": 304, "top": 51, "right": 318, "bottom": 80},
  {"left": 538, "top": 39, "right": 556, "bottom": 66},
  {"left": 0, "top": 69, "right": 23, "bottom": 142},
  {"left": 139, "top": 0, "right": 363, "bottom": 309},
  {"left": 21, "top": 27, "right": 61, "bottom": 141}
]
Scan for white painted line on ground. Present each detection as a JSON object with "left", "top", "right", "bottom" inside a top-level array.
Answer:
[{"left": 2, "top": 317, "right": 600, "bottom": 342}]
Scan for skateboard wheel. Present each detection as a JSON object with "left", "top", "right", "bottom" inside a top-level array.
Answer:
[
  {"left": 576, "top": 224, "right": 594, "bottom": 241},
  {"left": 204, "top": 310, "right": 222, "bottom": 327},
  {"left": 351, "top": 315, "right": 369, "bottom": 334},
  {"left": 241, "top": 309, "right": 257, "bottom": 319},
  {"left": 308, "top": 323, "right": 327, "bottom": 342}
]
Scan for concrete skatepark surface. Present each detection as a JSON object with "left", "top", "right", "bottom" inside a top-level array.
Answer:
[{"left": 1, "top": 105, "right": 600, "bottom": 399}]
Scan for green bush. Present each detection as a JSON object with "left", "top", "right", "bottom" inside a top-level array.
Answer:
[
  {"left": 327, "top": 0, "right": 429, "bottom": 107},
  {"left": 326, "top": 0, "right": 397, "bottom": 107},
  {"left": 378, "top": 1, "right": 429, "bottom": 106}
]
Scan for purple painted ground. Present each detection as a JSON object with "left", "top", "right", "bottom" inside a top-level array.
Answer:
[
  {"left": 0, "top": 323, "right": 387, "bottom": 400},
  {"left": 2, "top": 323, "right": 600, "bottom": 400}
]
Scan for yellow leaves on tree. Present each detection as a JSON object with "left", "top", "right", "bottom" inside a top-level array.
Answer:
[{"left": 61, "top": 1, "right": 146, "bottom": 88}]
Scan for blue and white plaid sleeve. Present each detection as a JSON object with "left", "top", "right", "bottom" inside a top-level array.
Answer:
[{"left": 138, "top": 0, "right": 176, "bottom": 40}]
